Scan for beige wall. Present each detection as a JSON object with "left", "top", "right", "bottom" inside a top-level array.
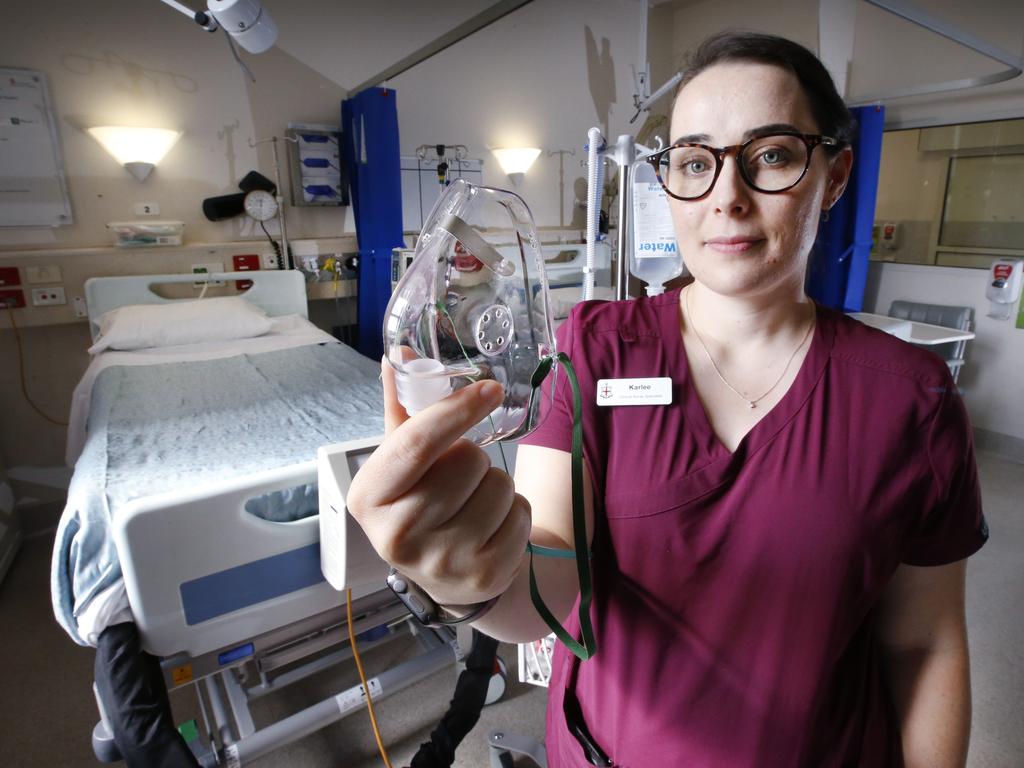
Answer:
[
  {"left": 0, "top": 1, "right": 352, "bottom": 251},
  {"left": 0, "top": 0, "right": 645, "bottom": 472},
  {"left": 1, "top": 0, "right": 643, "bottom": 253},
  {"left": 648, "top": 0, "right": 1024, "bottom": 129}
]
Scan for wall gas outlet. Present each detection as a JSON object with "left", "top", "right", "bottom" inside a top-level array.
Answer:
[
  {"left": 192, "top": 262, "right": 225, "bottom": 287},
  {"left": 0, "top": 289, "right": 25, "bottom": 308},
  {"left": 0, "top": 267, "right": 20, "bottom": 287},
  {"left": 262, "top": 253, "right": 281, "bottom": 270},
  {"left": 232, "top": 254, "right": 260, "bottom": 291},
  {"left": 134, "top": 202, "right": 160, "bottom": 216},
  {"left": 31, "top": 287, "right": 66, "bottom": 306},
  {"left": 25, "top": 265, "right": 62, "bottom": 284}
]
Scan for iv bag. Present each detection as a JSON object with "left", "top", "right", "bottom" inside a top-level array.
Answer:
[
  {"left": 630, "top": 158, "right": 683, "bottom": 296},
  {"left": 383, "top": 179, "right": 557, "bottom": 445}
]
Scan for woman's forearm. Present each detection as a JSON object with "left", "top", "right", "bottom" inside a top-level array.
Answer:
[
  {"left": 471, "top": 536, "right": 580, "bottom": 644},
  {"left": 883, "top": 644, "right": 972, "bottom": 768}
]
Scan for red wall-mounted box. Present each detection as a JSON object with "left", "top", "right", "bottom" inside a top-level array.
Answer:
[
  {"left": 0, "top": 267, "right": 21, "bottom": 287},
  {"left": 0, "top": 289, "right": 26, "bottom": 308},
  {"left": 232, "top": 254, "right": 260, "bottom": 291}
]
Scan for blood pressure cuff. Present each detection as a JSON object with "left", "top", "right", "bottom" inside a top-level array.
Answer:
[{"left": 94, "top": 623, "right": 201, "bottom": 768}]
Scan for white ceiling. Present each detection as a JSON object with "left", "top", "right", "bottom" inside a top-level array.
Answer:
[{"left": 265, "top": 0, "right": 508, "bottom": 92}]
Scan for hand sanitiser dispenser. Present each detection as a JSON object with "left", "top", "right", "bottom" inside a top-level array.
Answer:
[{"left": 985, "top": 259, "right": 1023, "bottom": 320}]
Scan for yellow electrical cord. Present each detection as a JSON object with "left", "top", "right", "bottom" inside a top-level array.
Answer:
[
  {"left": 4, "top": 303, "right": 69, "bottom": 427},
  {"left": 346, "top": 588, "right": 394, "bottom": 768}
]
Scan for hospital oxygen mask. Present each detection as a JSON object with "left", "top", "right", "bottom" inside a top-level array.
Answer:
[
  {"left": 383, "top": 178, "right": 557, "bottom": 445},
  {"left": 382, "top": 178, "right": 596, "bottom": 662}
]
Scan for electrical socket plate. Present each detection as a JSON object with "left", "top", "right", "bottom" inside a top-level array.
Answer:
[
  {"left": 192, "top": 262, "right": 225, "bottom": 288},
  {"left": 262, "top": 253, "right": 280, "bottom": 270},
  {"left": 31, "top": 286, "right": 66, "bottom": 306},
  {"left": 74, "top": 296, "right": 88, "bottom": 319},
  {"left": 25, "top": 265, "right": 62, "bottom": 284}
]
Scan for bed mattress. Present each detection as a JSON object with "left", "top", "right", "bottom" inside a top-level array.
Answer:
[{"left": 52, "top": 320, "right": 385, "bottom": 646}]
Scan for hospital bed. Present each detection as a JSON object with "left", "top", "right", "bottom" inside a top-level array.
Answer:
[{"left": 51, "top": 271, "right": 502, "bottom": 766}]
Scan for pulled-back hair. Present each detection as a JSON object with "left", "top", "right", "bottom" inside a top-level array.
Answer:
[{"left": 675, "top": 31, "right": 855, "bottom": 153}]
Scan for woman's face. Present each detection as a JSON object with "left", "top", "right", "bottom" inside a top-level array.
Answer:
[{"left": 668, "top": 61, "right": 851, "bottom": 300}]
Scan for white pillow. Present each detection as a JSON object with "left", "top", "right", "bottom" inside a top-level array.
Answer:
[{"left": 89, "top": 296, "right": 273, "bottom": 353}]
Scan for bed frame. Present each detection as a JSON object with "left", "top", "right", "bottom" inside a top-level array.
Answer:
[
  {"left": 82, "top": 272, "right": 498, "bottom": 766},
  {"left": 84, "top": 270, "right": 308, "bottom": 342}
]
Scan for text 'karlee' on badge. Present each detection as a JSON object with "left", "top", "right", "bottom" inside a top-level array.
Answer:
[{"left": 596, "top": 377, "right": 672, "bottom": 406}]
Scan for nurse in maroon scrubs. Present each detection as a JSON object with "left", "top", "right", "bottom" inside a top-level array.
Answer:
[{"left": 349, "top": 32, "right": 987, "bottom": 767}]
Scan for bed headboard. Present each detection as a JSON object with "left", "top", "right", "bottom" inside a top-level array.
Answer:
[{"left": 83, "top": 271, "right": 308, "bottom": 342}]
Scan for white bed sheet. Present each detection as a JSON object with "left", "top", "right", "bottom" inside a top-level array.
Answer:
[{"left": 66, "top": 314, "right": 336, "bottom": 467}]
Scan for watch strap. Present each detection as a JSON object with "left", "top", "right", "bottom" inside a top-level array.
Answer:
[{"left": 387, "top": 568, "right": 498, "bottom": 627}]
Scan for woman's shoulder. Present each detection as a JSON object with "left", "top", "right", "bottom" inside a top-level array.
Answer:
[{"left": 822, "top": 306, "right": 952, "bottom": 389}]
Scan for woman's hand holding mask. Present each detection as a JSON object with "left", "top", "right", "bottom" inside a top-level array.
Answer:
[{"left": 346, "top": 361, "right": 532, "bottom": 607}]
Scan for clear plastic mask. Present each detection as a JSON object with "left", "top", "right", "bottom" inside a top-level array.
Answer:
[{"left": 383, "top": 179, "right": 556, "bottom": 445}]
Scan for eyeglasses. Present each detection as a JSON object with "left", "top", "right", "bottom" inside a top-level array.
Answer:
[{"left": 647, "top": 132, "right": 838, "bottom": 201}]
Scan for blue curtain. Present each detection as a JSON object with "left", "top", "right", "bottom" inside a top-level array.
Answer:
[
  {"left": 341, "top": 88, "right": 405, "bottom": 359},
  {"left": 806, "top": 105, "right": 886, "bottom": 311}
]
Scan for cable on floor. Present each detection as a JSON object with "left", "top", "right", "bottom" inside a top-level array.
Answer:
[
  {"left": 4, "top": 302, "right": 69, "bottom": 427},
  {"left": 346, "top": 588, "right": 394, "bottom": 768}
]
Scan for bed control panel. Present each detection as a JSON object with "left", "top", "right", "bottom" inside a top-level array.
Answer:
[{"left": 318, "top": 436, "right": 389, "bottom": 591}]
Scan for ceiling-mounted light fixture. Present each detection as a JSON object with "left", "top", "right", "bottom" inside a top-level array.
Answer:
[
  {"left": 87, "top": 126, "right": 182, "bottom": 181},
  {"left": 158, "top": 0, "right": 278, "bottom": 54},
  {"left": 492, "top": 147, "right": 541, "bottom": 184}
]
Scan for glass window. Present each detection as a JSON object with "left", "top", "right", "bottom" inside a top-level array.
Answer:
[{"left": 873, "top": 117, "right": 1024, "bottom": 269}]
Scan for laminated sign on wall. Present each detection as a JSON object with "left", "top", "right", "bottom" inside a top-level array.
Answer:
[{"left": 0, "top": 68, "right": 73, "bottom": 228}]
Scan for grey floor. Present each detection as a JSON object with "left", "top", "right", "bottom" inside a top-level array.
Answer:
[{"left": 0, "top": 451, "right": 1020, "bottom": 767}]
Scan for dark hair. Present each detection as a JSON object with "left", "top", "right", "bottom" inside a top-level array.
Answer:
[{"left": 675, "top": 31, "right": 854, "bottom": 153}]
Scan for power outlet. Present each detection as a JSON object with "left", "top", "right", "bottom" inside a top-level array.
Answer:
[
  {"left": 74, "top": 296, "right": 89, "bottom": 319},
  {"left": 31, "top": 287, "right": 66, "bottom": 306},
  {"left": 192, "top": 262, "right": 225, "bottom": 288}
]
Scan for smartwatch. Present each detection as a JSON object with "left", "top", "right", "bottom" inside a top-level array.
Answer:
[{"left": 386, "top": 568, "right": 499, "bottom": 627}]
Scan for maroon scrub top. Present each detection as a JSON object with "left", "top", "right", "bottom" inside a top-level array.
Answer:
[{"left": 520, "top": 289, "right": 987, "bottom": 767}]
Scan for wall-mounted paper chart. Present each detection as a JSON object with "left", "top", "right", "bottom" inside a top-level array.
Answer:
[{"left": 0, "top": 68, "right": 73, "bottom": 228}]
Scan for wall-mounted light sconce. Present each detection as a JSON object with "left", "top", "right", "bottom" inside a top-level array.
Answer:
[
  {"left": 492, "top": 147, "right": 541, "bottom": 185},
  {"left": 87, "top": 126, "right": 182, "bottom": 181}
]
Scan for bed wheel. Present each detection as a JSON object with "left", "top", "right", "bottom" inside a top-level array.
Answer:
[{"left": 485, "top": 655, "right": 508, "bottom": 706}]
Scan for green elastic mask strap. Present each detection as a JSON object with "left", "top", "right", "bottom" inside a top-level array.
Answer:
[{"left": 526, "top": 353, "right": 596, "bottom": 661}]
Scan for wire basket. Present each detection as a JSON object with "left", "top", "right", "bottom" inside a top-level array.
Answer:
[{"left": 518, "top": 634, "right": 556, "bottom": 688}]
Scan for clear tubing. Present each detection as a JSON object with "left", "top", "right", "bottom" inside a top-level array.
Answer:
[{"left": 584, "top": 127, "right": 605, "bottom": 302}]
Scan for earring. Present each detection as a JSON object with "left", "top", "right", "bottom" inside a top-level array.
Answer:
[{"left": 821, "top": 208, "right": 830, "bottom": 223}]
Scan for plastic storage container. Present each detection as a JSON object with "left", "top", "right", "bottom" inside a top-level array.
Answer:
[{"left": 107, "top": 221, "right": 185, "bottom": 247}]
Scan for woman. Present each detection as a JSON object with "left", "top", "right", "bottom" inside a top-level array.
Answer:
[{"left": 348, "top": 32, "right": 987, "bottom": 767}]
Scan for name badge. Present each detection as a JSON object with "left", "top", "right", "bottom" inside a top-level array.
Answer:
[{"left": 596, "top": 377, "right": 672, "bottom": 406}]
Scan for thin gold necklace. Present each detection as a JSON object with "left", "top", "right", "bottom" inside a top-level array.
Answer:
[{"left": 684, "top": 287, "right": 815, "bottom": 409}]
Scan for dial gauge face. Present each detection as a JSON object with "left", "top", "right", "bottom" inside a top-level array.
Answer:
[{"left": 244, "top": 190, "right": 279, "bottom": 221}]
